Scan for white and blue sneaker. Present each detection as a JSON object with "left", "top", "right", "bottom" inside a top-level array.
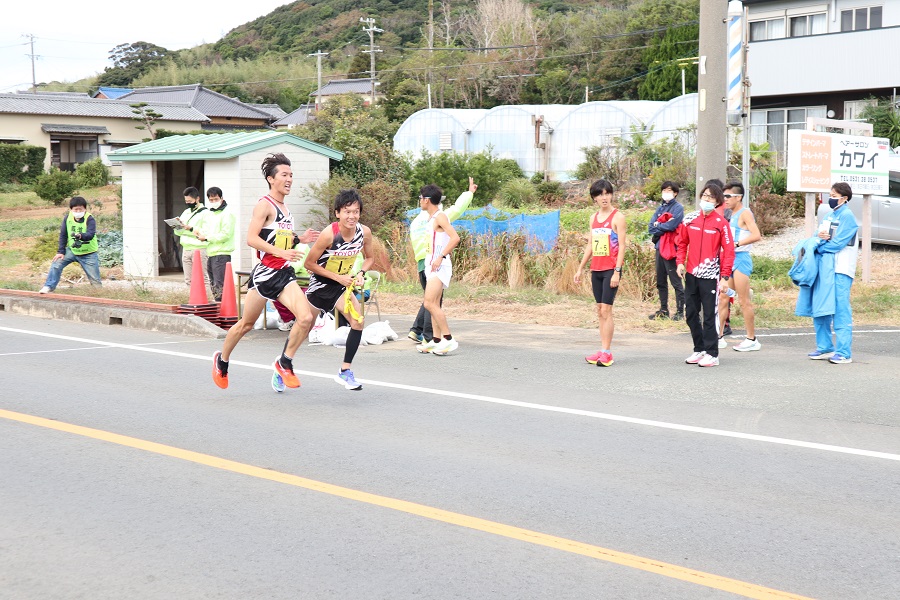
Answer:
[
  {"left": 829, "top": 353, "right": 852, "bottom": 364},
  {"left": 271, "top": 371, "right": 286, "bottom": 393},
  {"left": 336, "top": 369, "right": 363, "bottom": 390},
  {"left": 808, "top": 350, "right": 834, "bottom": 360}
]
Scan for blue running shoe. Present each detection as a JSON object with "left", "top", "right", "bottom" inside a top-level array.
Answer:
[
  {"left": 271, "top": 371, "right": 285, "bottom": 393},
  {"left": 829, "top": 353, "right": 853, "bottom": 364},
  {"left": 808, "top": 350, "right": 834, "bottom": 360},
  {"left": 335, "top": 369, "right": 362, "bottom": 390}
]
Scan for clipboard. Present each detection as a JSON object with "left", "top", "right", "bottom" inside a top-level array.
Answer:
[{"left": 164, "top": 218, "right": 185, "bottom": 229}]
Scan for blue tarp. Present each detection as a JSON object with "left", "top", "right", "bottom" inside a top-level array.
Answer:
[{"left": 404, "top": 204, "right": 559, "bottom": 252}]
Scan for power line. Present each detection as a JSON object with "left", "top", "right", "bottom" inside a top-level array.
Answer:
[{"left": 592, "top": 20, "right": 699, "bottom": 39}]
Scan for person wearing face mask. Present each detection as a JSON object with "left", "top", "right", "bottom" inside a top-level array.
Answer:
[
  {"left": 800, "top": 182, "right": 859, "bottom": 364},
  {"left": 173, "top": 186, "right": 209, "bottom": 289},
  {"left": 675, "top": 183, "right": 735, "bottom": 367},
  {"left": 39, "top": 196, "right": 102, "bottom": 294},
  {"left": 199, "top": 187, "right": 236, "bottom": 302},
  {"left": 647, "top": 180, "right": 685, "bottom": 321}
]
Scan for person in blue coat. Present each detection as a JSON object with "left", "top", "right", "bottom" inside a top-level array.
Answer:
[{"left": 808, "top": 182, "right": 859, "bottom": 364}]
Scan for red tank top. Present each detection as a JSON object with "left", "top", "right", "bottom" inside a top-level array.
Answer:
[{"left": 589, "top": 209, "right": 619, "bottom": 272}]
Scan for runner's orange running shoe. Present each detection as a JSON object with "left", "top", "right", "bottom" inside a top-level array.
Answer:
[
  {"left": 212, "top": 352, "right": 228, "bottom": 389},
  {"left": 273, "top": 357, "right": 300, "bottom": 388}
]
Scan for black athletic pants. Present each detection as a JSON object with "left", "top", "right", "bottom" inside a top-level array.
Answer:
[
  {"left": 655, "top": 251, "right": 684, "bottom": 314},
  {"left": 684, "top": 273, "right": 720, "bottom": 357}
]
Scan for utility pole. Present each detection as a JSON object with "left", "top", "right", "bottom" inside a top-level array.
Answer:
[
  {"left": 23, "top": 34, "right": 38, "bottom": 93},
  {"left": 427, "top": 0, "right": 434, "bottom": 109},
  {"left": 695, "top": 0, "right": 729, "bottom": 199},
  {"left": 307, "top": 49, "right": 329, "bottom": 110},
  {"left": 360, "top": 17, "right": 383, "bottom": 106}
]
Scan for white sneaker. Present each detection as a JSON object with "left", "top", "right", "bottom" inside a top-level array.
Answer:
[
  {"left": 718, "top": 336, "right": 727, "bottom": 349},
  {"left": 685, "top": 351, "right": 707, "bottom": 364},
  {"left": 416, "top": 339, "right": 438, "bottom": 354},
  {"left": 431, "top": 338, "right": 459, "bottom": 356},
  {"left": 733, "top": 338, "right": 761, "bottom": 352},
  {"left": 698, "top": 354, "right": 719, "bottom": 367},
  {"left": 39, "top": 286, "right": 51, "bottom": 294},
  {"left": 277, "top": 319, "right": 295, "bottom": 332}
]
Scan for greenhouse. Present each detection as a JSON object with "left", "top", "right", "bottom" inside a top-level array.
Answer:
[{"left": 393, "top": 95, "right": 700, "bottom": 181}]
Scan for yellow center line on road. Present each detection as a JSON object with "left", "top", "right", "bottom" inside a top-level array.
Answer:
[{"left": 0, "top": 408, "right": 813, "bottom": 600}]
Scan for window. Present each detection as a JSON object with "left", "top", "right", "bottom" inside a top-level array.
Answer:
[
  {"left": 841, "top": 6, "right": 883, "bottom": 31},
  {"left": 844, "top": 99, "right": 877, "bottom": 121},
  {"left": 789, "top": 13, "right": 827, "bottom": 37},
  {"left": 750, "top": 106, "right": 827, "bottom": 157},
  {"left": 750, "top": 17, "right": 785, "bottom": 41}
]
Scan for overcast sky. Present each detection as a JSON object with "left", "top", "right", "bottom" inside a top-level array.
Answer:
[{"left": 1, "top": 0, "right": 292, "bottom": 93}]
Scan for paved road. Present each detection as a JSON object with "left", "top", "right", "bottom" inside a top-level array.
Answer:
[{"left": 1, "top": 312, "right": 898, "bottom": 599}]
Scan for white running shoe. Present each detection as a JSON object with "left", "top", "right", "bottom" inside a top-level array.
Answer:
[
  {"left": 698, "top": 354, "right": 719, "bottom": 367},
  {"left": 685, "top": 351, "right": 707, "bottom": 364},
  {"left": 733, "top": 338, "right": 761, "bottom": 352},
  {"left": 39, "top": 286, "right": 51, "bottom": 294},
  {"left": 278, "top": 319, "right": 295, "bottom": 332},
  {"left": 718, "top": 336, "right": 727, "bottom": 349},
  {"left": 416, "top": 339, "right": 438, "bottom": 354},
  {"left": 431, "top": 338, "right": 459, "bottom": 356}
]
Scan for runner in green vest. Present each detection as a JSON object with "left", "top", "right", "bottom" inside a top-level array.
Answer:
[{"left": 39, "top": 196, "right": 102, "bottom": 294}]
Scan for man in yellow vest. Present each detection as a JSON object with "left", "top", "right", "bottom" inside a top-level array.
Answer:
[
  {"left": 39, "top": 196, "right": 102, "bottom": 294},
  {"left": 173, "top": 186, "right": 209, "bottom": 288},
  {"left": 195, "top": 186, "right": 236, "bottom": 302}
]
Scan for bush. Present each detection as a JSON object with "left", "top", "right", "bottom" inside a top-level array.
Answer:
[
  {"left": 409, "top": 151, "right": 524, "bottom": 207},
  {"left": 75, "top": 158, "right": 110, "bottom": 188},
  {"left": 27, "top": 231, "right": 60, "bottom": 267},
  {"left": 620, "top": 241, "right": 658, "bottom": 302},
  {"left": 616, "top": 188, "right": 655, "bottom": 211},
  {"left": 643, "top": 164, "right": 696, "bottom": 202},
  {"left": 750, "top": 183, "right": 796, "bottom": 236},
  {"left": 750, "top": 167, "right": 787, "bottom": 196},
  {"left": 0, "top": 144, "right": 46, "bottom": 184},
  {"left": 358, "top": 178, "right": 412, "bottom": 236},
  {"left": 33, "top": 168, "right": 79, "bottom": 205},
  {"left": 497, "top": 179, "right": 538, "bottom": 209},
  {"left": 536, "top": 180, "right": 564, "bottom": 205},
  {"left": 573, "top": 145, "right": 625, "bottom": 187}
]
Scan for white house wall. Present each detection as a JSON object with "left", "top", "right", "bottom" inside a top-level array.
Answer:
[
  {"left": 235, "top": 143, "right": 331, "bottom": 272},
  {"left": 121, "top": 161, "right": 158, "bottom": 279}
]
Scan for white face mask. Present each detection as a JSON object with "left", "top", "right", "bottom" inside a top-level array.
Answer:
[
  {"left": 72, "top": 210, "right": 86, "bottom": 219},
  {"left": 207, "top": 202, "right": 222, "bottom": 210},
  {"left": 699, "top": 201, "right": 715, "bottom": 214},
  {"left": 661, "top": 192, "right": 674, "bottom": 202}
]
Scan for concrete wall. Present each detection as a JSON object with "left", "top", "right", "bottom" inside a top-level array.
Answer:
[{"left": 121, "top": 161, "right": 159, "bottom": 279}]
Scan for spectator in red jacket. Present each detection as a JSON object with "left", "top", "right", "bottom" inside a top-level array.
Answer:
[{"left": 676, "top": 183, "right": 735, "bottom": 367}]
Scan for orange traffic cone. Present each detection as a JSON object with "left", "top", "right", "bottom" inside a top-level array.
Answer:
[
  {"left": 219, "top": 262, "right": 237, "bottom": 318},
  {"left": 188, "top": 249, "right": 209, "bottom": 305}
]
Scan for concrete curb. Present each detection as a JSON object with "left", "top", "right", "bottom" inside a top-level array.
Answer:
[{"left": 0, "top": 294, "right": 226, "bottom": 339}]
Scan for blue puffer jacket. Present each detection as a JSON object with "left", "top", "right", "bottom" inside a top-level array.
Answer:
[{"left": 794, "top": 237, "right": 835, "bottom": 318}]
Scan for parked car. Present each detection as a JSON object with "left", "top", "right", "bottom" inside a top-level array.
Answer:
[{"left": 816, "top": 156, "right": 900, "bottom": 246}]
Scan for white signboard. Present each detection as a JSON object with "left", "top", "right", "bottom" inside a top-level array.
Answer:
[{"left": 787, "top": 130, "right": 890, "bottom": 194}]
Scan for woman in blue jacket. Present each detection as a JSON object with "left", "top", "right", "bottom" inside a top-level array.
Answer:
[{"left": 809, "top": 182, "right": 859, "bottom": 364}]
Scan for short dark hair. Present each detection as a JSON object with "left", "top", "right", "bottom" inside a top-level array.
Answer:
[
  {"left": 335, "top": 189, "right": 362, "bottom": 213},
  {"left": 420, "top": 184, "right": 443, "bottom": 205},
  {"left": 725, "top": 181, "right": 744, "bottom": 196},
  {"left": 261, "top": 153, "right": 291, "bottom": 186},
  {"left": 661, "top": 180, "right": 680, "bottom": 194},
  {"left": 69, "top": 196, "right": 87, "bottom": 209},
  {"left": 206, "top": 186, "right": 223, "bottom": 198},
  {"left": 832, "top": 182, "right": 853, "bottom": 201},
  {"left": 183, "top": 187, "right": 200, "bottom": 199},
  {"left": 706, "top": 178, "right": 725, "bottom": 191},
  {"left": 589, "top": 179, "right": 615, "bottom": 197},
  {"left": 700, "top": 182, "right": 725, "bottom": 207}
]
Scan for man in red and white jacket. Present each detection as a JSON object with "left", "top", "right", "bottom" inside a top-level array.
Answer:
[{"left": 675, "top": 183, "right": 735, "bottom": 367}]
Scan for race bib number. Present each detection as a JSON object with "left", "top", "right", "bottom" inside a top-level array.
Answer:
[
  {"left": 274, "top": 224, "right": 293, "bottom": 251},
  {"left": 325, "top": 255, "right": 355, "bottom": 275},
  {"left": 592, "top": 227, "right": 611, "bottom": 257}
]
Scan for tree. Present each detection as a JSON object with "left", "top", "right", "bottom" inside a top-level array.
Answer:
[
  {"left": 638, "top": 20, "right": 699, "bottom": 100},
  {"left": 131, "top": 103, "right": 163, "bottom": 140},
  {"left": 98, "top": 41, "right": 169, "bottom": 87}
]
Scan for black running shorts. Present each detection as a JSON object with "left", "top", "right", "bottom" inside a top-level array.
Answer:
[
  {"left": 591, "top": 269, "right": 619, "bottom": 305},
  {"left": 306, "top": 283, "right": 345, "bottom": 313},
  {"left": 248, "top": 264, "right": 297, "bottom": 301}
]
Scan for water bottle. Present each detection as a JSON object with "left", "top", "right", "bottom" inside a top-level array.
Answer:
[{"left": 725, "top": 287, "right": 737, "bottom": 298}]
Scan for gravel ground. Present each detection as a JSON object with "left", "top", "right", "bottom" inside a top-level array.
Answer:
[{"left": 750, "top": 223, "right": 807, "bottom": 260}]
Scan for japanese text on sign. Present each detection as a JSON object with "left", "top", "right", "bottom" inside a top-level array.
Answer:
[{"left": 787, "top": 130, "right": 889, "bottom": 194}]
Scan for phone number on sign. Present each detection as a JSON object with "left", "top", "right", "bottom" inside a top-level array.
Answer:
[{"left": 838, "top": 175, "right": 881, "bottom": 183}]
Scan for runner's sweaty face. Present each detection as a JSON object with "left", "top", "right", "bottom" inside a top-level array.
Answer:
[
  {"left": 267, "top": 165, "right": 293, "bottom": 196},
  {"left": 336, "top": 202, "right": 361, "bottom": 229}
]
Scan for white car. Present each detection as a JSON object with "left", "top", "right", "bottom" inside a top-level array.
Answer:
[{"left": 816, "top": 161, "right": 900, "bottom": 246}]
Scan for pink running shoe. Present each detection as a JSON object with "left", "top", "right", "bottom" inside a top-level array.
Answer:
[
  {"left": 585, "top": 350, "right": 603, "bottom": 365},
  {"left": 597, "top": 352, "right": 614, "bottom": 367}
]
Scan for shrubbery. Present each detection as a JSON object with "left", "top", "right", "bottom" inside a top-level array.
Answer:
[
  {"left": 32, "top": 168, "right": 79, "bottom": 205},
  {"left": 750, "top": 183, "right": 799, "bottom": 236},
  {"left": 98, "top": 230, "right": 123, "bottom": 267},
  {"left": 496, "top": 179, "right": 537, "bottom": 209},
  {"left": 75, "top": 158, "right": 110, "bottom": 188},
  {"left": 409, "top": 151, "right": 523, "bottom": 207},
  {"left": 0, "top": 145, "right": 46, "bottom": 184}
]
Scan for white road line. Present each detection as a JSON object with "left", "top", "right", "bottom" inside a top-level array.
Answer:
[
  {"left": 0, "top": 340, "right": 188, "bottom": 357},
  {"left": 2, "top": 325, "right": 898, "bottom": 463}
]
